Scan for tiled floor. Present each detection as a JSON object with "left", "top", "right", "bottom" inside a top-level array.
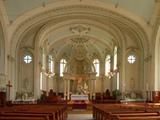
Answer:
[{"left": 67, "top": 114, "right": 93, "bottom": 120}]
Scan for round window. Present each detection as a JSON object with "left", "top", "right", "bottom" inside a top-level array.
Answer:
[
  {"left": 24, "top": 55, "right": 32, "bottom": 63},
  {"left": 127, "top": 55, "right": 136, "bottom": 64}
]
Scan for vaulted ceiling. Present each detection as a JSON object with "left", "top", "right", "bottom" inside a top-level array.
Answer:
[
  {"left": 1, "top": 0, "right": 157, "bottom": 61},
  {"left": 4, "top": 0, "right": 156, "bottom": 22}
]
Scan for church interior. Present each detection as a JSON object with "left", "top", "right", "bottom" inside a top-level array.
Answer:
[{"left": 0, "top": 0, "right": 160, "bottom": 120}]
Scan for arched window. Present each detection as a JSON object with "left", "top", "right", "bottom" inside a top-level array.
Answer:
[
  {"left": 60, "top": 59, "right": 67, "bottom": 77},
  {"left": 40, "top": 72, "right": 43, "bottom": 90},
  {"left": 93, "top": 59, "right": 99, "bottom": 77},
  {"left": 114, "top": 46, "right": 117, "bottom": 70},
  {"left": 48, "top": 55, "right": 54, "bottom": 72},
  {"left": 105, "top": 55, "right": 111, "bottom": 76}
]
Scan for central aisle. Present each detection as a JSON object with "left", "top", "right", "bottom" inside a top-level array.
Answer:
[{"left": 67, "top": 114, "right": 93, "bottom": 120}]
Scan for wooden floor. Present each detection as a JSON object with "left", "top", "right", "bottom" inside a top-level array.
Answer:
[{"left": 68, "top": 114, "right": 93, "bottom": 120}]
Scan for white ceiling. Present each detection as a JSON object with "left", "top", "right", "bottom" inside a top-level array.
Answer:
[{"left": 4, "top": 0, "right": 156, "bottom": 22}]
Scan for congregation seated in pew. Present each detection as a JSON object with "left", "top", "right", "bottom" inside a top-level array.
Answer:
[
  {"left": 37, "top": 89, "right": 66, "bottom": 104},
  {"left": 95, "top": 89, "right": 121, "bottom": 103}
]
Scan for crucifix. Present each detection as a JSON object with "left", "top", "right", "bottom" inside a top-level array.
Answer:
[{"left": 6, "top": 81, "right": 12, "bottom": 101}]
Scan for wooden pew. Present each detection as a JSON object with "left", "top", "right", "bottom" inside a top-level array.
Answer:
[
  {"left": 0, "top": 104, "right": 67, "bottom": 120},
  {"left": 93, "top": 104, "right": 146, "bottom": 120},
  {"left": 0, "top": 116, "right": 46, "bottom": 120},
  {"left": 93, "top": 103, "right": 160, "bottom": 120},
  {"left": 110, "top": 112, "right": 160, "bottom": 120},
  {"left": 116, "top": 116, "right": 160, "bottom": 120},
  {"left": 0, "top": 113, "right": 50, "bottom": 120}
]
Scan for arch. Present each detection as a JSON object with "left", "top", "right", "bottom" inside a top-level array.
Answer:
[
  {"left": 35, "top": 19, "right": 124, "bottom": 54},
  {"left": 10, "top": 2, "right": 150, "bottom": 58}
]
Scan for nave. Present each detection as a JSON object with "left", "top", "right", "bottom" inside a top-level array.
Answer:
[
  {"left": 68, "top": 114, "right": 92, "bottom": 120},
  {"left": 1, "top": 102, "right": 160, "bottom": 120}
]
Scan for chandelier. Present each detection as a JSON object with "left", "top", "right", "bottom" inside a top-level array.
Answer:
[{"left": 44, "top": 69, "right": 55, "bottom": 78}]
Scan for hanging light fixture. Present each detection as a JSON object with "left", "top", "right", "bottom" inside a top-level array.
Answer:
[
  {"left": 44, "top": 69, "right": 55, "bottom": 78},
  {"left": 107, "top": 69, "right": 118, "bottom": 79}
]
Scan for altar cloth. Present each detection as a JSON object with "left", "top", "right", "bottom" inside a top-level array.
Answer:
[{"left": 71, "top": 94, "right": 89, "bottom": 100}]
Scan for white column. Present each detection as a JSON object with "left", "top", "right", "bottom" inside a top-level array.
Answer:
[
  {"left": 34, "top": 47, "right": 40, "bottom": 98},
  {"left": 93, "top": 79, "right": 96, "bottom": 97},
  {"left": 46, "top": 77, "right": 49, "bottom": 92},
  {"left": 155, "top": 26, "right": 160, "bottom": 90},
  {"left": 64, "top": 78, "right": 67, "bottom": 100},
  {"left": 89, "top": 78, "right": 93, "bottom": 99},
  {"left": 101, "top": 75, "right": 104, "bottom": 93},
  {"left": 117, "top": 72, "right": 120, "bottom": 90},
  {"left": 67, "top": 80, "right": 70, "bottom": 100}
]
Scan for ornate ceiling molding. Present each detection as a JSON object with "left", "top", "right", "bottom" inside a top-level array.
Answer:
[
  {"left": 70, "top": 24, "right": 90, "bottom": 35},
  {"left": 9, "top": 4, "right": 149, "bottom": 57},
  {"left": 32, "top": 18, "right": 123, "bottom": 61}
]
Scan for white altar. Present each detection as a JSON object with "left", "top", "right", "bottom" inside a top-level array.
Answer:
[{"left": 71, "top": 94, "right": 89, "bottom": 100}]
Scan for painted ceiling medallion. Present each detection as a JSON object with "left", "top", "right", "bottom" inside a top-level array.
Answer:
[{"left": 70, "top": 24, "right": 90, "bottom": 35}]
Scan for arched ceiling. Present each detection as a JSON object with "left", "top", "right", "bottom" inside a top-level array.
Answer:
[
  {"left": 6, "top": 0, "right": 151, "bottom": 60},
  {"left": 3, "top": 0, "right": 156, "bottom": 22},
  {"left": 45, "top": 21, "right": 115, "bottom": 60}
]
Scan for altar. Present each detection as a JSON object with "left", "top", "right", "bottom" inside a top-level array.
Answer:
[
  {"left": 71, "top": 94, "right": 89, "bottom": 101},
  {"left": 69, "top": 94, "right": 90, "bottom": 110}
]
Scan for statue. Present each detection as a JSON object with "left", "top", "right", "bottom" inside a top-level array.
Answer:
[
  {"left": 76, "top": 78, "right": 83, "bottom": 94},
  {"left": 76, "top": 78, "right": 89, "bottom": 95},
  {"left": 83, "top": 82, "right": 89, "bottom": 94}
]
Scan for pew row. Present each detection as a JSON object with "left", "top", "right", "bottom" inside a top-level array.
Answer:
[
  {"left": 0, "top": 104, "right": 67, "bottom": 120},
  {"left": 93, "top": 103, "right": 160, "bottom": 120}
]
